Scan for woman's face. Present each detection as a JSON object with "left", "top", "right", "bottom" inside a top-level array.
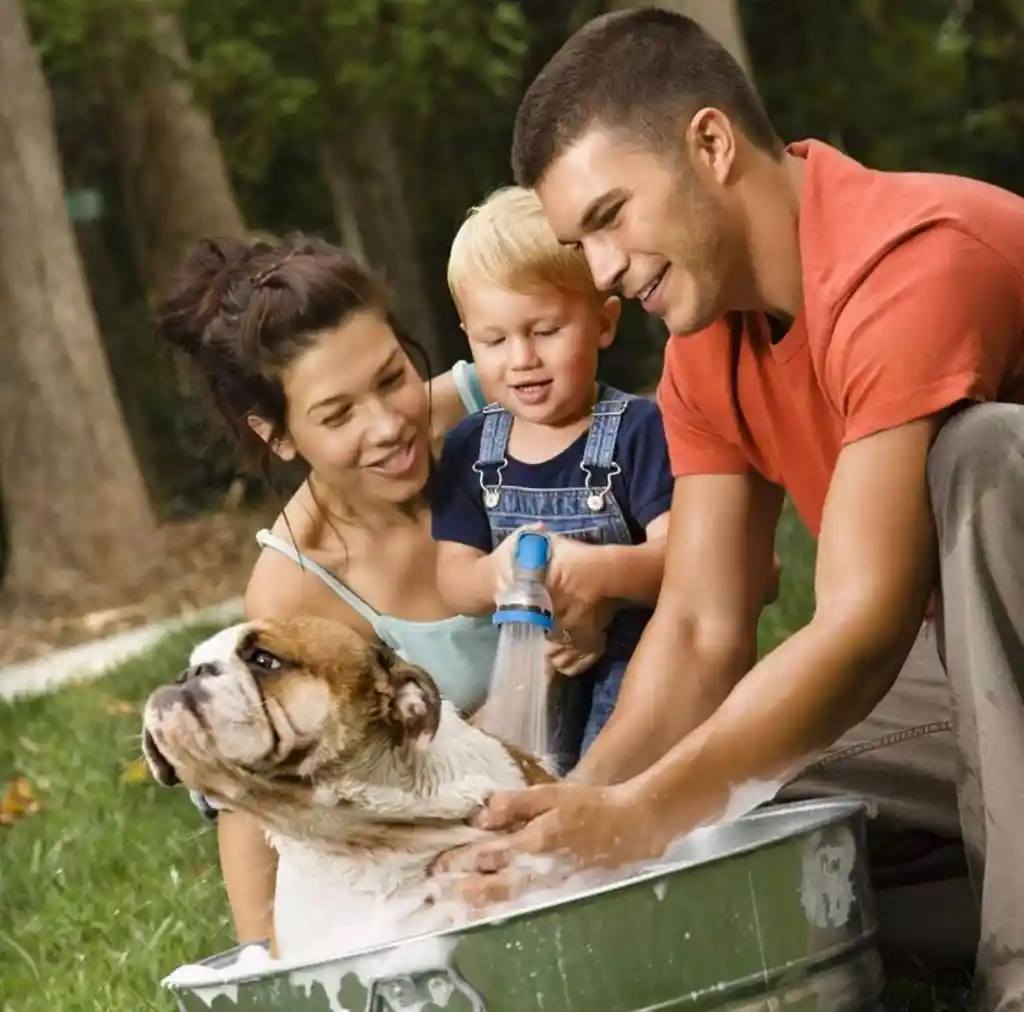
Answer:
[{"left": 261, "top": 311, "right": 431, "bottom": 506}]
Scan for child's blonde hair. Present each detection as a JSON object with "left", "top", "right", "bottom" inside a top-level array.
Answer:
[{"left": 447, "top": 186, "right": 599, "bottom": 310}]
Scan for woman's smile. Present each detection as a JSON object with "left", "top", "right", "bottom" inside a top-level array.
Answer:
[{"left": 364, "top": 436, "right": 420, "bottom": 478}]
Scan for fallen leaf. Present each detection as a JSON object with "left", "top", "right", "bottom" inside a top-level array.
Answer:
[
  {"left": 104, "top": 699, "right": 137, "bottom": 717},
  {"left": 80, "top": 604, "right": 147, "bottom": 634},
  {"left": 0, "top": 775, "right": 40, "bottom": 825},
  {"left": 120, "top": 757, "right": 152, "bottom": 785}
]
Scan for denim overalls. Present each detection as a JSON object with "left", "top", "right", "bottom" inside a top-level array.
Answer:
[{"left": 473, "top": 384, "right": 643, "bottom": 769}]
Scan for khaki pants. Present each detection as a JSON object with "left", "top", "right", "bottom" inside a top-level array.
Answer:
[{"left": 780, "top": 404, "right": 1024, "bottom": 1012}]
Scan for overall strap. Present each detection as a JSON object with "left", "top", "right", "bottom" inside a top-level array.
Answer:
[
  {"left": 473, "top": 403, "right": 512, "bottom": 510},
  {"left": 254, "top": 529, "right": 381, "bottom": 625},
  {"left": 476, "top": 403, "right": 513, "bottom": 465},
  {"left": 582, "top": 386, "right": 632, "bottom": 469}
]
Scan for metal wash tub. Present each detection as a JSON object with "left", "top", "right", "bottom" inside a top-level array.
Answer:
[{"left": 165, "top": 798, "right": 886, "bottom": 1012}]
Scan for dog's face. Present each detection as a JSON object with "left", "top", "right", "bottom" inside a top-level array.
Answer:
[{"left": 141, "top": 617, "right": 442, "bottom": 829}]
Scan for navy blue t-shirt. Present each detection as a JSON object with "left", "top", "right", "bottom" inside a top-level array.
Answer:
[{"left": 431, "top": 394, "right": 674, "bottom": 663}]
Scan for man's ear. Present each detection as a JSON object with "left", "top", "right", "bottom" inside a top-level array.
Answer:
[
  {"left": 597, "top": 295, "right": 621, "bottom": 350},
  {"left": 248, "top": 415, "right": 297, "bottom": 462},
  {"left": 686, "top": 106, "right": 738, "bottom": 186}
]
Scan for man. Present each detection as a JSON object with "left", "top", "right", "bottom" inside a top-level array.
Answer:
[{"left": 433, "top": 7, "right": 1024, "bottom": 1010}]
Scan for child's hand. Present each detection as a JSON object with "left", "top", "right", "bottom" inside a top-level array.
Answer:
[
  {"left": 547, "top": 624, "right": 605, "bottom": 677},
  {"left": 545, "top": 535, "right": 618, "bottom": 633},
  {"left": 487, "top": 523, "right": 545, "bottom": 601}
]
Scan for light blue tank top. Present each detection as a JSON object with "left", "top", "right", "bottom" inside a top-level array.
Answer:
[{"left": 255, "top": 360, "right": 497, "bottom": 715}]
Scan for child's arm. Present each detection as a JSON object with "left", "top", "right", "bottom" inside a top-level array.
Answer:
[
  {"left": 545, "top": 517, "right": 668, "bottom": 627},
  {"left": 547, "top": 399, "right": 675, "bottom": 615},
  {"left": 560, "top": 512, "right": 670, "bottom": 607},
  {"left": 435, "top": 541, "right": 499, "bottom": 616}
]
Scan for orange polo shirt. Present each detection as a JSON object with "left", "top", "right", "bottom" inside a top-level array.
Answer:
[{"left": 657, "top": 139, "right": 1024, "bottom": 538}]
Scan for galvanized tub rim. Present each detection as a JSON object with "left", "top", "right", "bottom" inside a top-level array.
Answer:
[{"left": 164, "top": 795, "right": 870, "bottom": 992}]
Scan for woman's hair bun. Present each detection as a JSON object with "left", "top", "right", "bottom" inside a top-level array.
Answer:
[{"left": 156, "top": 237, "right": 259, "bottom": 357}]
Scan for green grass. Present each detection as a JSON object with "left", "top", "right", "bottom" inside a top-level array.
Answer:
[
  {"left": 0, "top": 517, "right": 972, "bottom": 1010},
  {"left": 0, "top": 624, "right": 234, "bottom": 1012}
]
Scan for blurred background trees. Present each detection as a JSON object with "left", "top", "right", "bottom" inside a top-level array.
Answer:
[{"left": 0, "top": 0, "right": 1020, "bottom": 631}]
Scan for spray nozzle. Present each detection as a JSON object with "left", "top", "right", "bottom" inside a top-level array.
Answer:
[{"left": 493, "top": 529, "right": 554, "bottom": 633}]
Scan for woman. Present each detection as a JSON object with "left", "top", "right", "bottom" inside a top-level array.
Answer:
[{"left": 157, "top": 234, "right": 598, "bottom": 945}]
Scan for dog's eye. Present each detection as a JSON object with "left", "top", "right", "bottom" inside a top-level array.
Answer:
[{"left": 248, "top": 649, "right": 283, "bottom": 672}]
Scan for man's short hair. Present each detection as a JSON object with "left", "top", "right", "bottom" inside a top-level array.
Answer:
[{"left": 511, "top": 6, "right": 782, "bottom": 187}]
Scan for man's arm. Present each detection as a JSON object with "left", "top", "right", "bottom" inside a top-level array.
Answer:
[
  {"left": 571, "top": 470, "right": 784, "bottom": 786},
  {"left": 629, "top": 416, "right": 941, "bottom": 832}
]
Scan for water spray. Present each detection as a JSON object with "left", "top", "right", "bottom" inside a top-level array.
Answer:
[{"left": 480, "top": 529, "right": 555, "bottom": 758}]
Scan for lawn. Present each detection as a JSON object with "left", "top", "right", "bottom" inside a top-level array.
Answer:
[
  {"left": 0, "top": 623, "right": 235, "bottom": 1012},
  {"left": 0, "top": 506, "right": 971, "bottom": 1011}
]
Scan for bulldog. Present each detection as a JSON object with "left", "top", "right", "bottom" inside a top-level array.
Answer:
[{"left": 141, "top": 616, "right": 553, "bottom": 961}]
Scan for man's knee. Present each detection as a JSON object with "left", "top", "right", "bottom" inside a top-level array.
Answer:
[{"left": 927, "top": 402, "right": 1024, "bottom": 527}]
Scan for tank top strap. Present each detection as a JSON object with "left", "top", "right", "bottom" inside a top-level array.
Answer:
[
  {"left": 254, "top": 529, "right": 382, "bottom": 626},
  {"left": 450, "top": 359, "right": 487, "bottom": 414}
]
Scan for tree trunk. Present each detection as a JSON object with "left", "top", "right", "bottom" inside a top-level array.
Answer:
[
  {"left": 320, "top": 114, "right": 445, "bottom": 373},
  {"left": 106, "top": 1, "right": 245, "bottom": 308},
  {"left": 0, "top": 0, "right": 159, "bottom": 603},
  {"left": 613, "top": 0, "right": 754, "bottom": 80}
]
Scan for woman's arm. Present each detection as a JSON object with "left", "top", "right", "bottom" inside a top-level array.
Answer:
[{"left": 217, "top": 811, "right": 278, "bottom": 949}]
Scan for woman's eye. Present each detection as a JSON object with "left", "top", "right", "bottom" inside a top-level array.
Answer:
[
  {"left": 380, "top": 369, "right": 405, "bottom": 390},
  {"left": 533, "top": 327, "right": 559, "bottom": 338},
  {"left": 249, "top": 649, "right": 283, "bottom": 672}
]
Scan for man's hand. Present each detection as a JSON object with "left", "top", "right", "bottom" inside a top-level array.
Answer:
[{"left": 431, "top": 782, "right": 673, "bottom": 898}]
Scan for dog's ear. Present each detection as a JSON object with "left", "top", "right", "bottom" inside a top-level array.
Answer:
[{"left": 369, "top": 645, "right": 442, "bottom": 747}]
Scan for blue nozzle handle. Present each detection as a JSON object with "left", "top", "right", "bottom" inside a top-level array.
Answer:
[{"left": 514, "top": 530, "right": 550, "bottom": 573}]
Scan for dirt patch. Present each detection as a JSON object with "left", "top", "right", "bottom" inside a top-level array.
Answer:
[{"left": 0, "top": 505, "right": 277, "bottom": 668}]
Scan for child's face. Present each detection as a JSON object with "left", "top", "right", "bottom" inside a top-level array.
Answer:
[{"left": 459, "top": 281, "right": 619, "bottom": 426}]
